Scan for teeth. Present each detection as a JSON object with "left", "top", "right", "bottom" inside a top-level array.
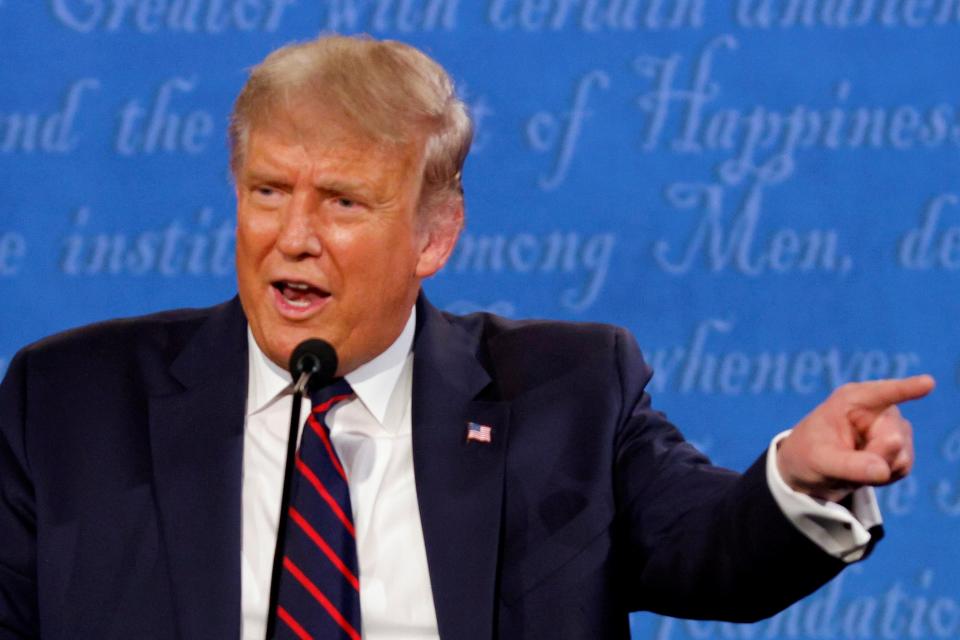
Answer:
[
  {"left": 286, "top": 297, "right": 310, "bottom": 308},
  {"left": 286, "top": 282, "right": 310, "bottom": 290}
]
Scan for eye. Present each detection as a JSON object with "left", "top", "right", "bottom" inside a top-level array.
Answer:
[
  {"left": 336, "top": 197, "right": 356, "bottom": 208},
  {"left": 250, "top": 184, "right": 285, "bottom": 207}
]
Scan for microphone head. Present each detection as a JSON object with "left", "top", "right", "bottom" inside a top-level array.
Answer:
[{"left": 289, "top": 339, "right": 338, "bottom": 391}]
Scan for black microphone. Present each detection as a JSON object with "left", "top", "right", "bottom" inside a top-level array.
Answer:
[
  {"left": 265, "top": 338, "right": 338, "bottom": 639},
  {"left": 289, "top": 338, "right": 338, "bottom": 393}
]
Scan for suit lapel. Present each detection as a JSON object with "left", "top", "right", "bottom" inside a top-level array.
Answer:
[
  {"left": 148, "top": 299, "right": 247, "bottom": 640},
  {"left": 412, "top": 296, "right": 509, "bottom": 640}
]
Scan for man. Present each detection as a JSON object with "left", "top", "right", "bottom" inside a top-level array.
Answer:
[{"left": 0, "top": 35, "right": 933, "bottom": 640}]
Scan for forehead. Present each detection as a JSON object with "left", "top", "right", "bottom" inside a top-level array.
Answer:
[
  {"left": 242, "top": 102, "right": 425, "bottom": 186},
  {"left": 240, "top": 109, "right": 423, "bottom": 209}
]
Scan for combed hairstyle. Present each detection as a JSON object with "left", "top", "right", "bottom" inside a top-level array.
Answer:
[{"left": 228, "top": 35, "right": 473, "bottom": 216}]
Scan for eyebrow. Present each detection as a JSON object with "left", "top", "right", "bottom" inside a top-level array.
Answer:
[
  {"left": 241, "top": 165, "right": 291, "bottom": 185},
  {"left": 312, "top": 178, "right": 375, "bottom": 201},
  {"left": 243, "top": 168, "right": 377, "bottom": 202}
]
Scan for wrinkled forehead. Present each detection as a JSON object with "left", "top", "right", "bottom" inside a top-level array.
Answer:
[{"left": 241, "top": 102, "right": 429, "bottom": 205}]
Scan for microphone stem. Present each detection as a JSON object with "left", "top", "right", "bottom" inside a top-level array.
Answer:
[
  {"left": 292, "top": 371, "right": 310, "bottom": 395},
  {"left": 265, "top": 373, "right": 310, "bottom": 639}
]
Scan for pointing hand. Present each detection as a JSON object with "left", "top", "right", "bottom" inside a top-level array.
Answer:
[{"left": 776, "top": 375, "right": 935, "bottom": 502}]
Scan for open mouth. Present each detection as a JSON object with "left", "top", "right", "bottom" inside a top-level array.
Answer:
[{"left": 272, "top": 280, "right": 329, "bottom": 310}]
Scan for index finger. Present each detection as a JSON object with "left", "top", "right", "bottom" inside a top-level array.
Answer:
[{"left": 846, "top": 375, "right": 936, "bottom": 410}]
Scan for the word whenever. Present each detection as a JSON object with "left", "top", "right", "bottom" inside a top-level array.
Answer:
[
  {"left": 61, "top": 206, "right": 235, "bottom": 276},
  {"left": 645, "top": 317, "right": 920, "bottom": 395},
  {"left": 50, "top": 0, "right": 295, "bottom": 33}
]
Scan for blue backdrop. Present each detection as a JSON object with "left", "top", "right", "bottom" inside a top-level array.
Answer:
[{"left": 2, "top": 2, "right": 959, "bottom": 638}]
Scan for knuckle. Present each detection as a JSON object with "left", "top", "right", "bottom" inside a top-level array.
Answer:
[{"left": 884, "top": 432, "right": 905, "bottom": 450}]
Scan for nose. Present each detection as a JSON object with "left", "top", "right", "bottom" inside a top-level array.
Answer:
[{"left": 275, "top": 190, "right": 323, "bottom": 259}]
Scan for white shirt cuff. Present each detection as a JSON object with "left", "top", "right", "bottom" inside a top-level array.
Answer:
[{"left": 766, "top": 430, "right": 883, "bottom": 562}]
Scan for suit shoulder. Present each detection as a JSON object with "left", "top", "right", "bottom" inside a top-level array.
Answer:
[
  {"left": 14, "top": 301, "right": 231, "bottom": 373},
  {"left": 454, "top": 311, "right": 626, "bottom": 350},
  {"left": 445, "top": 310, "right": 645, "bottom": 391}
]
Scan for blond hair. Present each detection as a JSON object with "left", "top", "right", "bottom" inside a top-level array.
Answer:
[{"left": 228, "top": 35, "right": 472, "bottom": 214}]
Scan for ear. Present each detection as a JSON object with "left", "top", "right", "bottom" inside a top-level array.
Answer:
[{"left": 415, "top": 197, "right": 464, "bottom": 278}]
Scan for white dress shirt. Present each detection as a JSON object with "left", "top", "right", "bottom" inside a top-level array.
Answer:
[
  {"left": 242, "top": 308, "right": 438, "bottom": 640},
  {"left": 239, "top": 307, "right": 880, "bottom": 639}
]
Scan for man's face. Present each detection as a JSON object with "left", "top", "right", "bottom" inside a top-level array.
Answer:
[{"left": 235, "top": 104, "right": 458, "bottom": 374}]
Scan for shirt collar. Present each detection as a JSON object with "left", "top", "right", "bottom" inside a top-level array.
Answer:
[{"left": 246, "top": 306, "right": 416, "bottom": 426}]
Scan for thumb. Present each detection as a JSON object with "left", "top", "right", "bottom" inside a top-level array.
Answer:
[{"left": 813, "top": 445, "right": 892, "bottom": 486}]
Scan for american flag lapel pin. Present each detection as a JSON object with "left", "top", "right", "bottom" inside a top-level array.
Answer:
[{"left": 466, "top": 421, "right": 493, "bottom": 444}]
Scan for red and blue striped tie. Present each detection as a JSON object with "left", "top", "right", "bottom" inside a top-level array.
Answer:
[{"left": 275, "top": 378, "right": 361, "bottom": 640}]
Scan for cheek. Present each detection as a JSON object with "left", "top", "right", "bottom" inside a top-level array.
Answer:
[
  {"left": 236, "top": 210, "right": 279, "bottom": 258},
  {"left": 337, "top": 237, "right": 410, "bottom": 298}
]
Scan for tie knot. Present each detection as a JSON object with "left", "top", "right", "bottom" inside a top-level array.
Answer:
[{"left": 308, "top": 377, "right": 354, "bottom": 415}]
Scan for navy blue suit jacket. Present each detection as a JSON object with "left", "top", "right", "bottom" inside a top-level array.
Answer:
[{"left": 0, "top": 295, "right": 847, "bottom": 639}]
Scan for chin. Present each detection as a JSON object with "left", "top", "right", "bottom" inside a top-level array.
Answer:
[
  {"left": 253, "top": 331, "right": 296, "bottom": 371},
  {"left": 276, "top": 330, "right": 333, "bottom": 370}
]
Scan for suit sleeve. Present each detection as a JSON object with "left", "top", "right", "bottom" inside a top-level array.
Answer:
[
  {"left": 609, "top": 328, "right": 847, "bottom": 622},
  {"left": 0, "top": 351, "right": 40, "bottom": 638}
]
